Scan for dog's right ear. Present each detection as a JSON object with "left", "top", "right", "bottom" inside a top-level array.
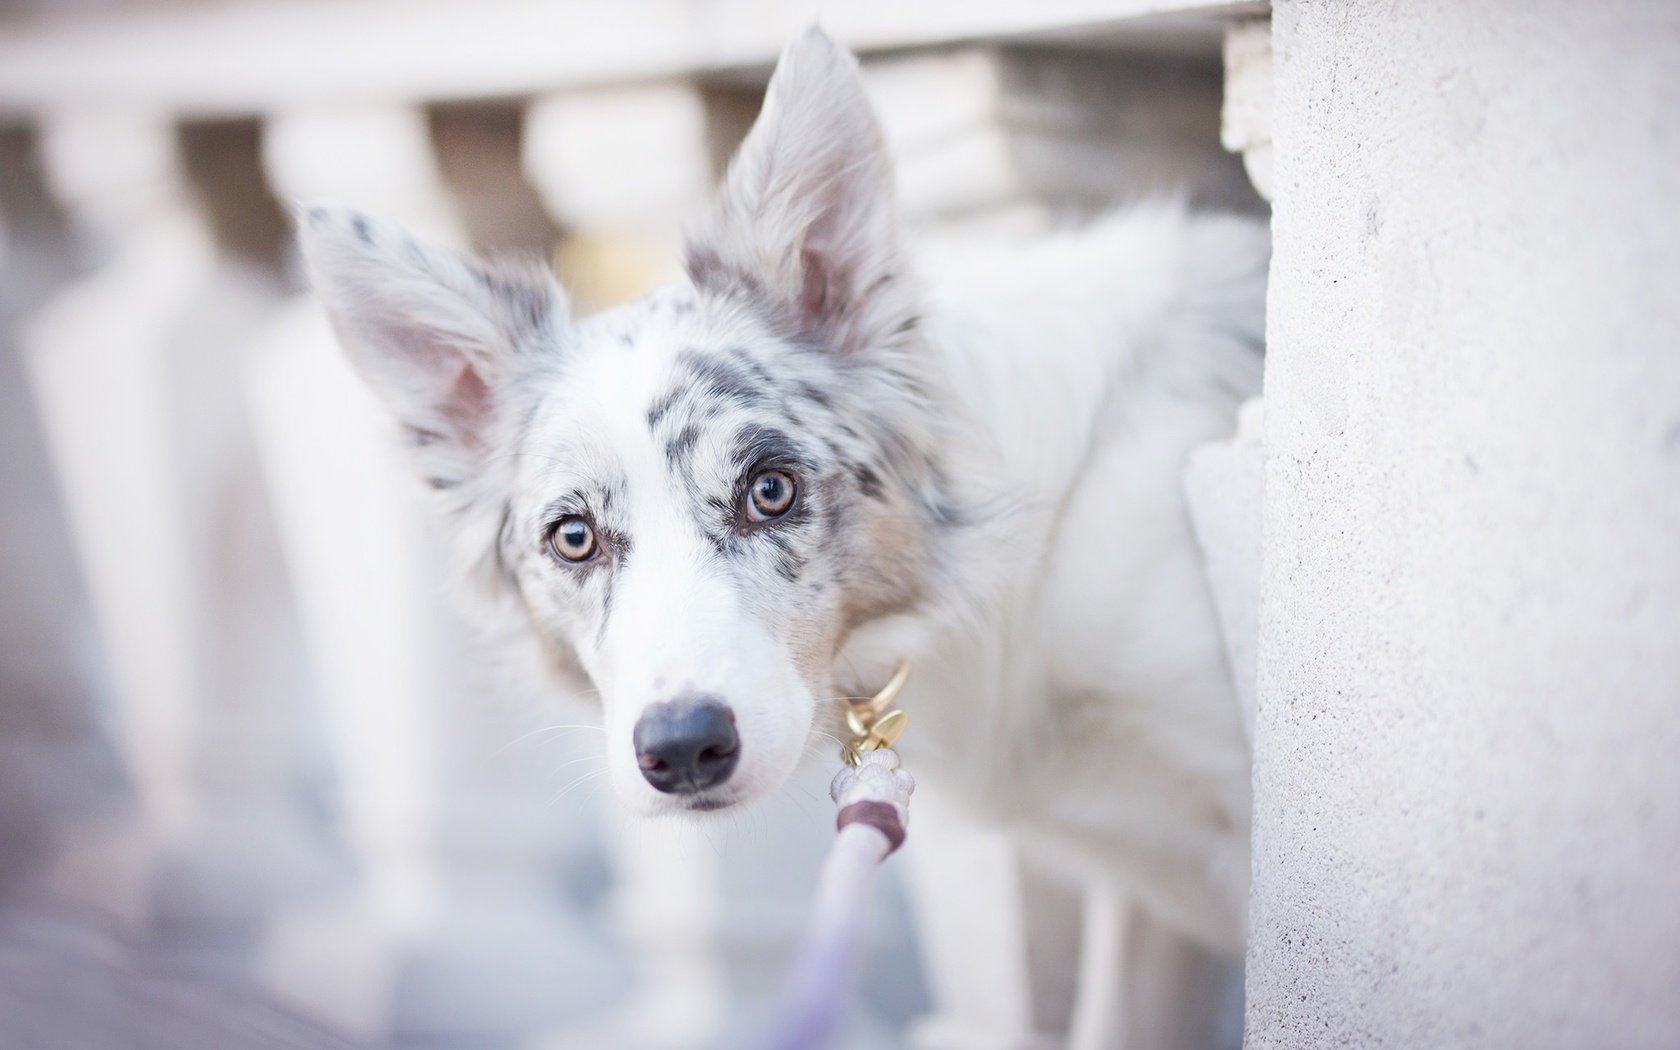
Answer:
[
  {"left": 296, "top": 205, "right": 566, "bottom": 454},
  {"left": 686, "top": 28, "right": 910, "bottom": 357}
]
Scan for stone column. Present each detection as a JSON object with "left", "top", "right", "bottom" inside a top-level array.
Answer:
[{"left": 1249, "top": 1, "right": 1680, "bottom": 1045}]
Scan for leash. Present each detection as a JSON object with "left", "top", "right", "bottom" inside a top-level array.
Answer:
[{"left": 754, "top": 662, "right": 916, "bottom": 1050}]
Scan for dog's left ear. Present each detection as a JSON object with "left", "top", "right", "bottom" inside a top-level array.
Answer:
[
  {"left": 686, "top": 27, "right": 910, "bottom": 355},
  {"left": 296, "top": 206, "right": 566, "bottom": 456}
]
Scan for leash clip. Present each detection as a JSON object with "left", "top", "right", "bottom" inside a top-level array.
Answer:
[{"left": 840, "top": 660, "right": 910, "bottom": 766}]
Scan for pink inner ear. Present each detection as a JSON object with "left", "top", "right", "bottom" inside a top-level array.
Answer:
[
  {"left": 799, "top": 243, "right": 832, "bottom": 327},
  {"left": 441, "top": 361, "right": 492, "bottom": 448}
]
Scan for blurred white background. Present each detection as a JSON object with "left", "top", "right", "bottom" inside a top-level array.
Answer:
[{"left": 0, "top": 2, "right": 1264, "bottom": 1047}]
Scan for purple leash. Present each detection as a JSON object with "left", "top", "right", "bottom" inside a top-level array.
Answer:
[{"left": 755, "top": 665, "right": 916, "bottom": 1050}]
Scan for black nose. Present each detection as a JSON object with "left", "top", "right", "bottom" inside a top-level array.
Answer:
[{"left": 633, "top": 698, "right": 740, "bottom": 795}]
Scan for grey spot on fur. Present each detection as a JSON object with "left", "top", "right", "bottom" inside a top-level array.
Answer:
[
  {"left": 760, "top": 529, "right": 807, "bottom": 582},
  {"left": 647, "top": 389, "right": 679, "bottom": 430},
  {"left": 730, "top": 425, "right": 805, "bottom": 474},
  {"left": 851, "top": 463, "right": 884, "bottom": 500},
  {"left": 352, "top": 214, "right": 373, "bottom": 246},
  {"left": 472, "top": 259, "right": 555, "bottom": 336},
  {"left": 774, "top": 552, "right": 803, "bottom": 582},
  {"left": 595, "top": 544, "right": 625, "bottom": 650},
  {"left": 795, "top": 381, "right": 833, "bottom": 408},
  {"left": 685, "top": 245, "right": 772, "bottom": 307},
  {"left": 860, "top": 271, "right": 895, "bottom": 301},
  {"left": 665, "top": 423, "right": 702, "bottom": 466},
  {"left": 685, "top": 244, "right": 727, "bottom": 287},
  {"left": 647, "top": 348, "right": 783, "bottom": 449},
  {"left": 725, "top": 347, "right": 777, "bottom": 388},
  {"left": 682, "top": 350, "right": 763, "bottom": 406}
]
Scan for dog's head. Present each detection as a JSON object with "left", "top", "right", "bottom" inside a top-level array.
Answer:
[{"left": 299, "top": 29, "right": 943, "bottom": 815}]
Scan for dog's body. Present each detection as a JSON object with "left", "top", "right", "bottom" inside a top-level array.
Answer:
[
  {"left": 300, "top": 24, "right": 1262, "bottom": 1017},
  {"left": 844, "top": 205, "right": 1264, "bottom": 951}
]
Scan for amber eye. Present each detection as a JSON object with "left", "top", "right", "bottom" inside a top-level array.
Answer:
[
  {"left": 549, "top": 515, "right": 598, "bottom": 562},
  {"left": 746, "top": 470, "right": 797, "bottom": 520}
]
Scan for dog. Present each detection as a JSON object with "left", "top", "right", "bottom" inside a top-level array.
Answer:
[{"left": 299, "top": 25, "right": 1264, "bottom": 1034}]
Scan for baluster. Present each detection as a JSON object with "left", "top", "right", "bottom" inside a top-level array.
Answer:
[
  {"left": 418, "top": 101, "right": 626, "bottom": 1041},
  {"left": 862, "top": 47, "right": 1048, "bottom": 241},
  {"left": 21, "top": 107, "right": 214, "bottom": 926},
  {"left": 521, "top": 79, "right": 730, "bottom": 1050},
  {"left": 523, "top": 80, "right": 712, "bottom": 310},
  {"left": 1220, "top": 19, "right": 1274, "bottom": 204},
  {"left": 902, "top": 782, "right": 1064, "bottom": 1050},
  {"left": 244, "top": 104, "right": 457, "bottom": 1038}
]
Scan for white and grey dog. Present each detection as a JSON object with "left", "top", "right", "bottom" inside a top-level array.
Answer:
[{"left": 301, "top": 24, "right": 1262, "bottom": 1003}]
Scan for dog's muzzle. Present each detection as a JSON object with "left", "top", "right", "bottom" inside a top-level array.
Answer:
[{"left": 633, "top": 697, "right": 740, "bottom": 794}]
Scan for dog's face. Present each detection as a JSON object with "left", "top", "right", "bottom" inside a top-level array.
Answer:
[{"left": 300, "top": 29, "right": 942, "bottom": 815}]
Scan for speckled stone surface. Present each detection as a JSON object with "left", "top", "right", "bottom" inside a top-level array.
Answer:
[{"left": 1250, "top": 1, "right": 1680, "bottom": 1046}]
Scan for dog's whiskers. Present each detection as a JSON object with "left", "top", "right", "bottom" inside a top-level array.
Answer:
[
  {"left": 547, "top": 767, "right": 610, "bottom": 808},
  {"left": 494, "top": 722, "right": 606, "bottom": 757},
  {"left": 544, "top": 751, "right": 609, "bottom": 782},
  {"left": 806, "top": 728, "right": 845, "bottom": 748}
]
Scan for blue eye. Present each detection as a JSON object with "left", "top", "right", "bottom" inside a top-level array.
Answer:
[
  {"left": 747, "top": 470, "right": 797, "bottom": 520},
  {"left": 550, "top": 515, "right": 598, "bottom": 562}
]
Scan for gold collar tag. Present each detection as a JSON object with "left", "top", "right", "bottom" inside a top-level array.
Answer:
[{"left": 840, "top": 661, "right": 910, "bottom": 766}]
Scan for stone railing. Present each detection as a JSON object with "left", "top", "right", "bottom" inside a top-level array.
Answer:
[{"left": 0, "top": 3, "right": 1270, "bottom": 1047}]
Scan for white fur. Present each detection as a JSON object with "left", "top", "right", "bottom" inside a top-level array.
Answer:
[
  {"left": 299, "top": 27, "right": 1262, "bottom": 958},
  {"left": 853, "top": 202, "right": 1265, "bottom": 949}
]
